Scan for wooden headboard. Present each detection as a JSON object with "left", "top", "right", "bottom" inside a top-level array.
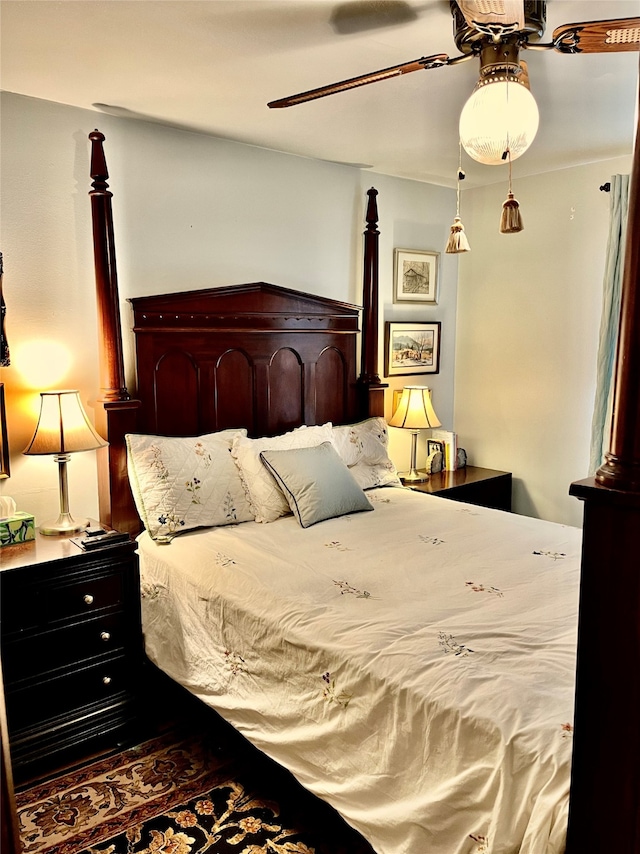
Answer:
[{"left": 130, "top": 282, "right": 362, "bottom": 438}]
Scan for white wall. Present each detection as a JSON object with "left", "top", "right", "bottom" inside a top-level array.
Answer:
[
  {"left": 0, "top": 92, "right": 458, "bottom": 525},
  {"left": 454, "top": 155, "right": 632, "bottom": 526}
]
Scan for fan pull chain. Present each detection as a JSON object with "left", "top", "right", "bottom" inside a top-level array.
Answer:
[
  {"left": 445, "top": 142, "right": 471, "bottom": 254},
  {"left": 500, "top": 146, "right": 524, "bottom": 234}
]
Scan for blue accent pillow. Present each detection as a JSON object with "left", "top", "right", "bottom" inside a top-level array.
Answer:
[{"left": 260, "top": 442, "right": 374, "bottom": 528}]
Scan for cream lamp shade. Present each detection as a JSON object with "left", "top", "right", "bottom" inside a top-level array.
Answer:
[
  {"left": 23, "top": 390, "right": 107, "bottom": 534},
  {"left": 389, "top": 386, "right": 441, "bottom": 483}
]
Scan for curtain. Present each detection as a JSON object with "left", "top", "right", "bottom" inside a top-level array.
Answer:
[{"left": 588, "top": 174, "right": 630, "bottom": 475}]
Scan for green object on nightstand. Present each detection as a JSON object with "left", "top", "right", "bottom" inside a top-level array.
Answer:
[{"left": 0, "top": 511, "right": 35, "bottom": 546}]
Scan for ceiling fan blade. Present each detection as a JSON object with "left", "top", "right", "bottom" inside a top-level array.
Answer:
[
  {"left": 268, "top": 54, "right": 449, "bottom": 108},
  {"left": 552, "top": 17, "right": 640, "bottom": 54},
  {"left": 454, "top": 0, "right": 525, "bottom": 33},
  {"left": 330, "top": 1, "right": 418, "bottom": 35}
]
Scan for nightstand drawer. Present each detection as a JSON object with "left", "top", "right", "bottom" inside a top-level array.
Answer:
[
  {"left": 1, "top": 563, "right": 128, "bottom": 634},
  {"left": 4, "top": 654, "right": 133, "bottom": 732},
  {"left": 1, "top": 610, "right": 130, "bottom": 686}
]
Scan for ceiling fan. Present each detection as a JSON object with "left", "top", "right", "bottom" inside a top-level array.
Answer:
[{"left": 268, "top": 1, "right": 640, "bottom": 166}]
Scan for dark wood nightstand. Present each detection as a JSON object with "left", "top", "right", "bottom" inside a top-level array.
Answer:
[
  {"left": 0, "top": 527, "right": 144, "bottom": 786},
  {"left": 406, "top": 465, "right": 512, "bottom": 511}
]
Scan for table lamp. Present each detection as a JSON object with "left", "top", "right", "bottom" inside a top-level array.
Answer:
[
  {"left": 23, "top": 390, "right": 107, "bottom": 535},
  {"left": 389, "top": 386, "right": 441, "bottom": 483}
]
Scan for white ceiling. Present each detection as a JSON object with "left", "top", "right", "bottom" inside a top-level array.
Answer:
[{"left": 1, "top": 0, "right": 638, "bottom": 188}]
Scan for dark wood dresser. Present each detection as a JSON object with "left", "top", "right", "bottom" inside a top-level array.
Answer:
[{"left": 0, "top": 529, "right": 144, "bottom": 787}]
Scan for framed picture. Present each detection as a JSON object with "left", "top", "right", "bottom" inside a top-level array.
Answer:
[
  {"left": 427, "top": 439, "right": 444, "bottom": 456},
  {"left": 393, "top": 248, "right": 439, "bottom": 304},
  {"left": 384, "top": 321, "right": 441, "bottom": 377}
]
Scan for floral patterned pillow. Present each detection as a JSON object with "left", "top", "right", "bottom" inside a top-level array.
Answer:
[
  {"left": 332, "top": 417, "right": 402, "bottom": 490},
  {"left": 126, "top": 430, "right": 254, "bottom": 542}
]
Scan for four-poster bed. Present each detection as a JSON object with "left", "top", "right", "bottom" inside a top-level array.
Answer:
[{"left": 85, "top": 115, "right": 639, "bottom": 852}]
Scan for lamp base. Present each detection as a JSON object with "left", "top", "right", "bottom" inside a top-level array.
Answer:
[
  {"left": 39, "top": 512, "right": 88, "bottom": 536},
  {"left": 398, "top": 469, "right": 429, "bottom": 484}
]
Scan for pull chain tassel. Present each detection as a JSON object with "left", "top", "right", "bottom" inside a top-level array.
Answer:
[
  {"left": 500, "top": 192, "right": 523, "bottom": 234},
  {"left": 445, "top": 216, "right": 471, "bottom": 253},
  {"left": 500, "top": 146, "right": 523, "bottom": 234},
  {"left": 446, "top": 143, "right": 470, "bottom": 254}
]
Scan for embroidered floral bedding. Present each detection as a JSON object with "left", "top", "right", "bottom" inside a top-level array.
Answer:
[{"left": 138, "top": 487, "right": 581, "bottom": 854}]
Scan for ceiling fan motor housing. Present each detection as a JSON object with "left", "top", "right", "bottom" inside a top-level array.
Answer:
[
  {"left": 477, "top": 38, "right": 523, "bottom": 77},
  {"left": 451, "top": 0, "right": 547, "bottom": 54}
]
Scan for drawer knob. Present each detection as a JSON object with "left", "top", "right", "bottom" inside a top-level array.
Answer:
[
  {"left": 102, "top": 676, "right": 112, "bottom": 685},
  {"left": 100, "top": 631, "right": 111, "bottom": 642},
  {"left": 83, "top": 594, "right": 94, "bottom": 606}
]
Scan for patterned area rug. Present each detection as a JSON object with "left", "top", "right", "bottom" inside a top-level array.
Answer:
[{"left": 16, "top": 726, "right": 374, "bottom": 854}]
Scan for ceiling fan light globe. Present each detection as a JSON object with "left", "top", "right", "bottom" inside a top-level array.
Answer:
[{"left": 459, "top": 76, "right": 539, "bottom": 165}]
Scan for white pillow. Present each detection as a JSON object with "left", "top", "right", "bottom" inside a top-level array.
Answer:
[
  {"left": 126, "top": 429, "right": 254, "bottom": 541},
  {"left": 332, "top": 417, "right": 402, "bottom": 490},
  {"left": 231, "top": 423, "right": 334, "bottom": 523},
  {"left": 260, "top": 443, "right": 373, "bottom": 528}
]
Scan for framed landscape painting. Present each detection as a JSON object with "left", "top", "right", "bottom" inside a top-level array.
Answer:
[
  {"left": 384, "top": 321, "right": 441, "bottom": 377},
  {"left": 393, "top": 248, "right": 439, "bottom": 304}
]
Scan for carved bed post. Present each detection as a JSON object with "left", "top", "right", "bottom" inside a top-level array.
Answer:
[
  {"left": 567, "top": 73, "right": 640, "bottom": 853},
  {"left": 89, "top": 130, "right": 129, "bottom": 403},
  {"left": 357, "top": 187, "right": 388, "bottom": 417},
  {"left": 89, "top": 130, "right": 140, "bottom": 535}
]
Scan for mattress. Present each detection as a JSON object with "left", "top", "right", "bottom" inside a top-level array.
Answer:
[{"left": 137, "top": 486, "right": 581, "bottom": 854}]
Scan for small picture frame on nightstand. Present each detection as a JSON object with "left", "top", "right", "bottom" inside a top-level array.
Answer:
[{"left": 427, "top": 439, "right": 444, "bottom": 456}]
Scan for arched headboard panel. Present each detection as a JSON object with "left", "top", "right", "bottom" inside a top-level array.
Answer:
[
  {"left": 151, "top": 350, "right": 200, "bottom": 435},
  {"left": 265, "top": 348, "right": 304, "bottom": 435},
  {"left": 214, "top": 348, "right": 255, "bottom": 430},
  {"left": 315, "top": 346, "right": 350, "bottom": 427}
]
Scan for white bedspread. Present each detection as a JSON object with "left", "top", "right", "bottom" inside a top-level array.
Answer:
[{"left": 137, "top": 487, "right": 581, "bottom": 854}]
